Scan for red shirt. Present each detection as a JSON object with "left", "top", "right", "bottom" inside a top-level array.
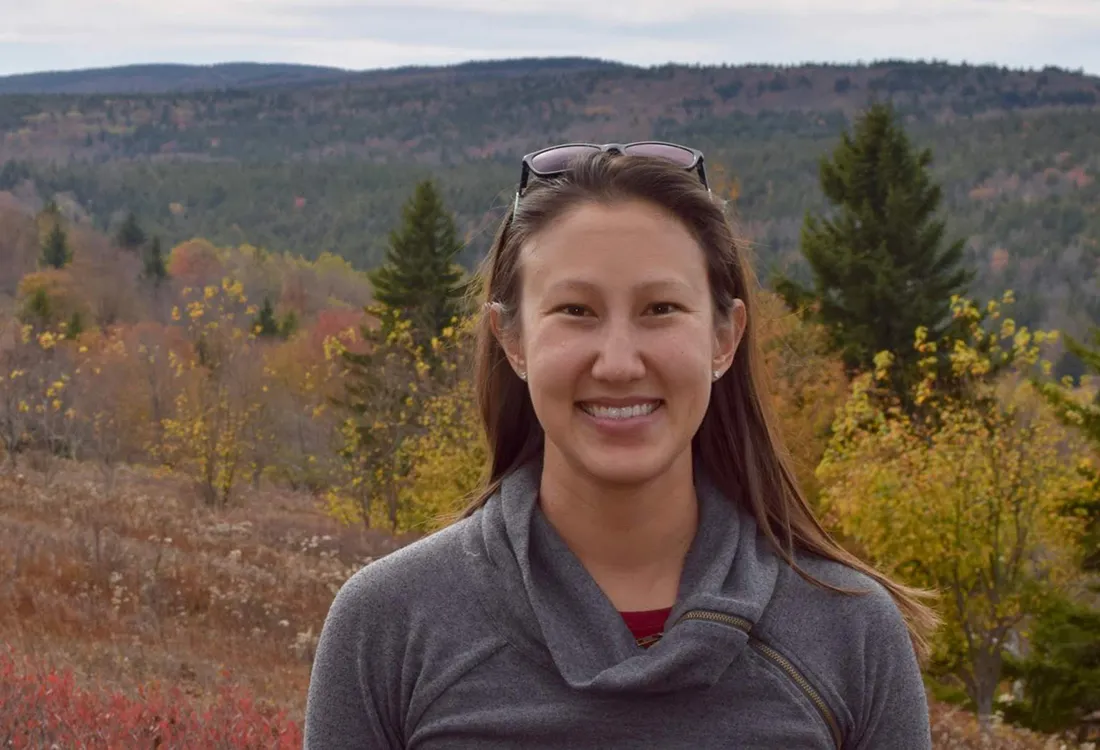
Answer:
[{"left": 621, "top": 607, "right": 672, "bottom": 648}]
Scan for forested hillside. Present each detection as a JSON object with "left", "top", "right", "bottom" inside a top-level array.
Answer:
[{"left": 2, "top": 57, "right": 1099, "bottom": 337}]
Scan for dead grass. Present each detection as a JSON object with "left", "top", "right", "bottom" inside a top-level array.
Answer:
[{"left": 0, "top": 460, "right": 1087, "bottom": 747}]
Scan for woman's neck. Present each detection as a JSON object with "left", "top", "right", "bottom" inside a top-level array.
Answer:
[{"left": 538, "top": 448, "right": 699, "bottom": 611}]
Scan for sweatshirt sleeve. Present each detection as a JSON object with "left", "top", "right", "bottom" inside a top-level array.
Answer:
[
  {"left": 851, "top": 587, "right": 932, "bottom": 750},
  {"left": 304, "top": 567, "right": 404, "bottom": 750}
]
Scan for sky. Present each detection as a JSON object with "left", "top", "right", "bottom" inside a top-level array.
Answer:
[{"left": 1, "top": 0, "right": 1099, "bottom": 78}]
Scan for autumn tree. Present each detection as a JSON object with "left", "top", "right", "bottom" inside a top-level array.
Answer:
[
  {"left": 392, "top": 316, "right": 484, "bottom": 531},
  {"left": 776, "top": 102, "right": 972, "bottom": 395},
  {"left": 327, "top": 310, "right": 426, "bottom": 529},
  {"left": 0, "top": 321, "right": 39, "bottom": 470},
  {"left": 756, "top": 291, "right": 848, "bottom": 506},
  {"left": 368, "top": 179, "right": 466, "bottom": 350},
  {"left": 1035, "top": 327, "right": 1100, "bottom": 570},
  {"left": 159, "top": 280, "right": 266, "bottom": 507},
  {"left": 817, "top": 293, "right": 1088, "bottom": 737}
]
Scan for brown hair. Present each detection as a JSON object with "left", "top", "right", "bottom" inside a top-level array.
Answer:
[{"left": 462, "top": 151, "right": 938, "bottom": 660}]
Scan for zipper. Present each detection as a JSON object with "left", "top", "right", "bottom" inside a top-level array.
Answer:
[{"left": 676, "top": 610, "right": 843, "bottom": 749}]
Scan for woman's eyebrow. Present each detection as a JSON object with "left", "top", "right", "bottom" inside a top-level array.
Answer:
[{"left": 543, "top": 278, "right": 695, "bottom": 296}]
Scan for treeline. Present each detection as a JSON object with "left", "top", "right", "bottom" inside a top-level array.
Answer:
[{"left": 3, "top": 115, "right": 1098, "bottom": 344}]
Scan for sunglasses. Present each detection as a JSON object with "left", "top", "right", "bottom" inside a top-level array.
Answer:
[{"left": 513, "top": 141, "right": 709, "bottom": 213}]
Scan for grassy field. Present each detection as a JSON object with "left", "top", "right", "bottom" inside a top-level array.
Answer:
[{"left": 0, "top": 461, "right": 1077, "bottom": 748}]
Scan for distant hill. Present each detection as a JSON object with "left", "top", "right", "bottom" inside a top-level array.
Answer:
[
  {"left": 1, "top": 56, "right": 1099, "bottom": 345},
  {"left": 0, "top": 57, "right": 625, "bottom": 95},
  {"left": 0, "top": 62, "right": 356, "bottom": 95}
]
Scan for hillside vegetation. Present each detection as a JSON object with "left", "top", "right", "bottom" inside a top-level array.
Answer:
[{"left": 1, "top": 58, "right": 1098, "bottom": 338}]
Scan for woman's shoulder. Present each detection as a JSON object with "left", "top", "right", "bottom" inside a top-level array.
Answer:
[
  {"left": 754, "top": 549, "right": 920, "bottom": 720},
  {"left": 328, "top": 518, "right": 478, "bottom": 627},
  {"left": 763, "top": 549, "right": 912, "bottom": 648}
]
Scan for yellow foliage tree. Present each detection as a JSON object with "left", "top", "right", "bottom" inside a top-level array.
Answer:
[
  {"left": 757, "top": 291, "right": 849, "bottom": 506},
  {"left": 158, "top": 279, "right": 266, "bottom": 507},
  {"left": 324, "top": 310, "right": 428, "bottom": 530},
  {"left": 817, "top": 293, "right": 1089, "bottom": 735},
  {"left": 394, "top": 316, "right": 485, "bottom": 532}
]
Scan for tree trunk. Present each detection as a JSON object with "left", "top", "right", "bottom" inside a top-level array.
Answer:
[{"left": 970, "top": 649, "right": 1002, "bottom": 744}]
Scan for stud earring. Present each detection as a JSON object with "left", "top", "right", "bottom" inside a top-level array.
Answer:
[
  {"left": 518, "top": 371, "right": 527, "bottom": 382},
  {"left": 712, "top": 370, "right": 722, "bottom": 381}
]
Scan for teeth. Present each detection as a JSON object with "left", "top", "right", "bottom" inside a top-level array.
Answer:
[{"left": 581, "top": 402, "right": 659, "bottom": 420}]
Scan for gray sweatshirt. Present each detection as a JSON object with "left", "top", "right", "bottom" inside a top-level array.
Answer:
[{"left": 305, "top": 460, "right": 932, "bottom": 749}]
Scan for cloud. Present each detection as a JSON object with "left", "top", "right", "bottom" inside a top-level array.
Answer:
[{"left": 1, "top": 0, "right": 1098, "bottom": 75}]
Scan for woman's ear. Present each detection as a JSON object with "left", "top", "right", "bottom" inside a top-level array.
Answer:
[
  {"left": 488, "top": 302, "right": 526, "bottom": 377},
  {"left": 712, "top": 299, "right": 746, "bottom": 377}
]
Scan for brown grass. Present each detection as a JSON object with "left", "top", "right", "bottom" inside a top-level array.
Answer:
[{"left": 0, "top": 461, "right": 1084, "bottom": 747}]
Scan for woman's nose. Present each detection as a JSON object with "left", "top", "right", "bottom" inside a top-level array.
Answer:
[{"left": 589, "top": 322, "right": 645, "bottom": 382}]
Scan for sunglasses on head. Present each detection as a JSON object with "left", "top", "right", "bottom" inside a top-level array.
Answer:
[{"left": 513, "top": 141, "right": 709, "bottom": 214}]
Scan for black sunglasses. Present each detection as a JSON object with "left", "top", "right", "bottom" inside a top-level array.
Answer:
[{"left": 513, "top": 141, "right": 709, "bottom": 213}]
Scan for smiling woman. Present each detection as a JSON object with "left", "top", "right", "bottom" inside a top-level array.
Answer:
[{"left": 304, "top": 145, "right": 938, "bottom": 749}]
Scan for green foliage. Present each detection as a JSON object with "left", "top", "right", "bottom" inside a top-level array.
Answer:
[
  {"left": 776, "top": 103, "right": 973, "bottom": 393},
  {"left": 142, "top": 235, "right": 168, "bottom": 285},
  {"left": 1035, "top": 328, "right": 1100, "bottom": 571},
  {"left": 40, "top": 223, "right": 71, "bottom": 269},
  {"left": 1002, "top": 595, "right": 1100, "bottom": 737},
  {"left": 252, "top": 296, "right": 280, "bottom": 338},
  {"left": 65, "top": 311, "right": 84, "bottom": 340},
  {"left": 367, "top": 180, "right": 466, "bottom": 350},
  {"left": 115, "top": 211, "right": 146, "bottom": 251}
]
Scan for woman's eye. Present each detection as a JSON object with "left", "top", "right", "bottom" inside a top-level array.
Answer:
[
  {"left": 649, "top": 302, "right": 681, "bottom": 316},
  {"left": 556, "top": 305, "right": 589, "bottom": 317}
]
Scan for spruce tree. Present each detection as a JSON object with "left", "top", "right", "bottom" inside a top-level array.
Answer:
[
  {"left": 143, "top": 235, "right": 168, "bottom": 285},
  {"left": 116, "top": 211, "right": 146, "bottom": 251},
  {"left": 367, "top": 179, "right": 465, "bottom": 349},
  {"left": 252, "top": 296, "right": 281, "bottom": 338},
  {"left": 40, "top": 222, "right": 71, "bottom": 269},
  {"left": 776, "top": 102, "right": 972, "bottom": 383}
]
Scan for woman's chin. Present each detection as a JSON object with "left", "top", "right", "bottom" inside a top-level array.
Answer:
[{"left": 569, "top": 445, "right": 680, "bottom": 488}]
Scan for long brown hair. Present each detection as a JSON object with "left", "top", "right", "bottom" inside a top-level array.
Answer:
[{"left": 462, "top": 151, "right": 938, "bottom": 660}]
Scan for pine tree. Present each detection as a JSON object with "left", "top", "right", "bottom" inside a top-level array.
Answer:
[
  {"left": 116, "top": 211, "right": 146, "bottom": 251},
  {"left": 40, "top": 222, "right": 71, "bottom": 269},
  {"left": 367, "top": 179, "right": 465, "bottom": 350},
  {"left": 143, "top": 235, "right": 168, "bottom": 285},
  {"left": 252, "top": 296, "right": 280, "bottom": 338},
  {"left": 776, "top": 102, "right": 972, "bottom": 385}
]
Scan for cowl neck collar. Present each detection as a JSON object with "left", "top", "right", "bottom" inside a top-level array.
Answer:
[{"left": 462, "top": 458, "right": 779, "bottom": 695}]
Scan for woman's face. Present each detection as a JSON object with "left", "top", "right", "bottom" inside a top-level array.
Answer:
[{"left": 499, "top": 199, "right": 744, "bottom": 488}]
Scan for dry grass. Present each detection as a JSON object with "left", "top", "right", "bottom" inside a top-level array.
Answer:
[
  {"left": 0, "top": 461, "right": 404, "bottom": 716},
  {"left": 0, "top": 461, "right": 1087, "bottom": 747}
]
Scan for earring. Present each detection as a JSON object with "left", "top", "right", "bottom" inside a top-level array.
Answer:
[
  {"left": 712, "top": 370, "right": 722, "bottom": 381},
  {"left": 518, "top": 371, "right": 527, "bottom": 382}
]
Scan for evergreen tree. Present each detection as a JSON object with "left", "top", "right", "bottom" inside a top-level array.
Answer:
[
  {"left": 252, "top": 296, "right": 281, "bottom": 338},
  {"left": 65, "top": 311, "right": 84, "bottom": 340},
  {"left": 367, "top": 179, "right": 465, "bottom": 350},
  {"left": 116, "top": 211, "right": 146, "bottom": 251},
  {"left": 143, "top": 235, "right": 168, "bottom": 285},
  {"left": 40, "top": 222, "right": 71, "bottom": 269},
  {"left": 776, "top": 102, "right": 972, "bottom": 385},
  {"left": 279, "top": 309, "right": 299, "bottom": 339}
]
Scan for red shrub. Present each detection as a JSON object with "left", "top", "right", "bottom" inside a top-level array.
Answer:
[{"left": 0, "top": 648, "right": 303, "bottom": 749}]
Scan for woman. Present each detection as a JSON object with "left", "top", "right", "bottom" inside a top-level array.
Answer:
[{"left": 305, "top": 143, "right": 937, "bottom": 749}]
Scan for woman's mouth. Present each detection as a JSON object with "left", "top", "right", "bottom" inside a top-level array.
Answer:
[{"left": 578, "top": 401, "right": 662, "bottom": 420}]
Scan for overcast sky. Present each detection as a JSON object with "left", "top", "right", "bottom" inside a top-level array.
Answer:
[{"left": 1, "top": 0, "right": 1098, "bottom": 77}]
